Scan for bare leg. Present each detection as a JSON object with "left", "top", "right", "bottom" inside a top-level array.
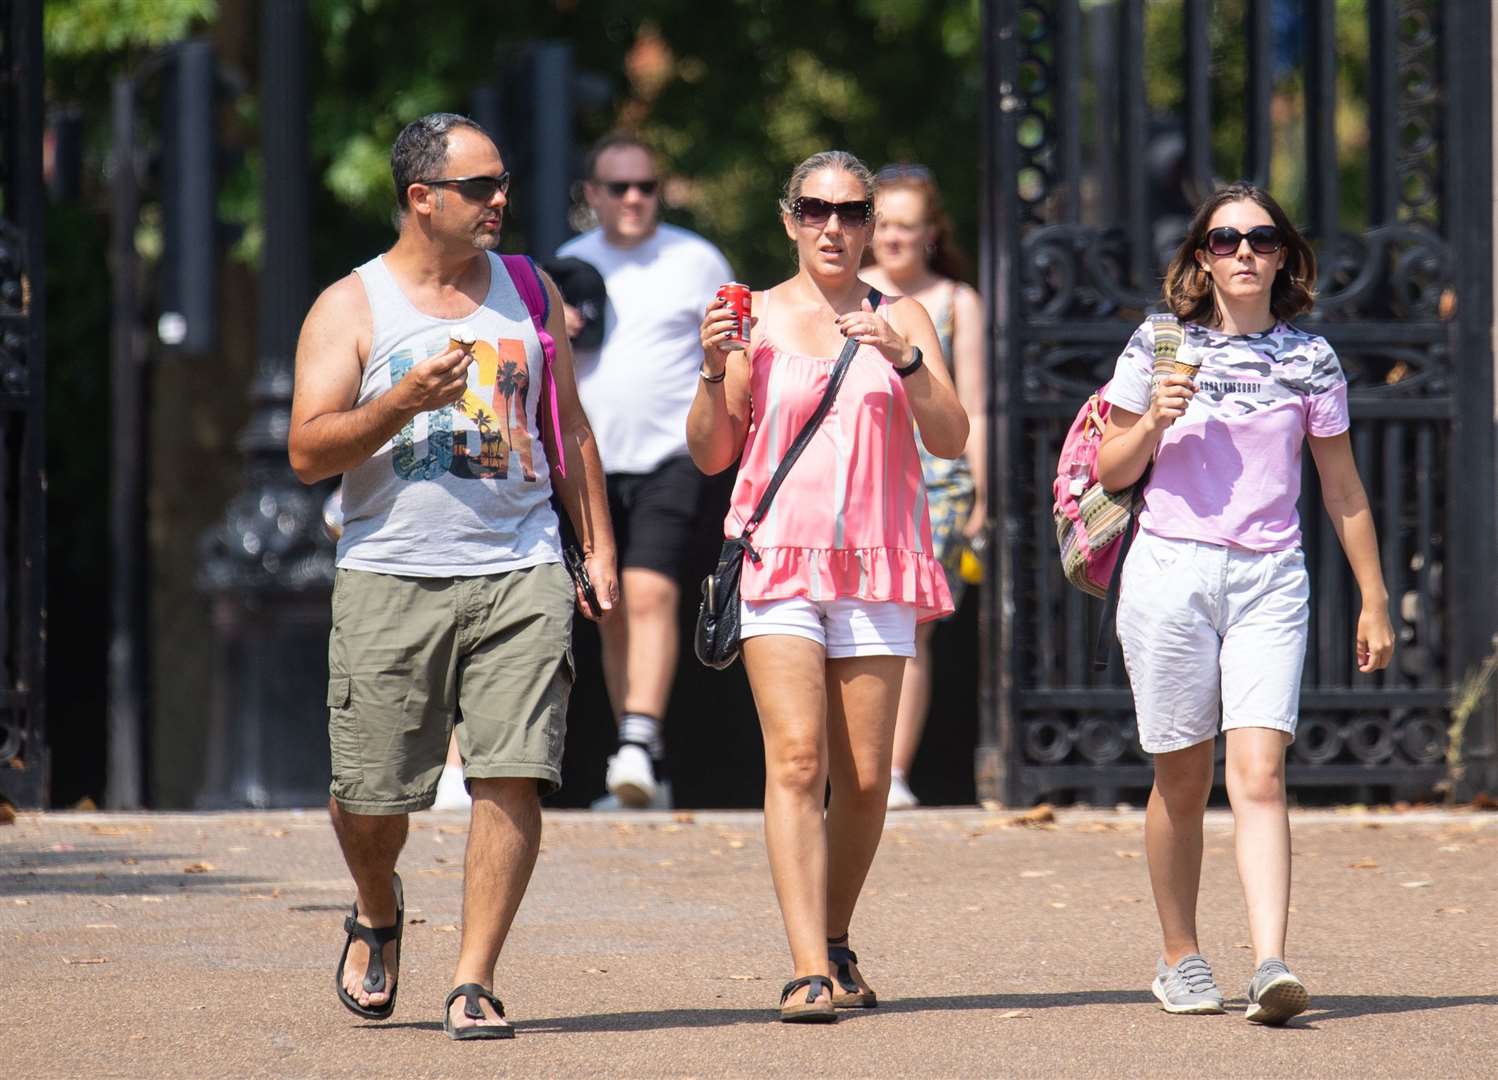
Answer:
[
  {"left": 1145, "top": 739, "right": 1216, "bottom": 964},
  {"left": 743, "top": 634, "right": 833, "bottom": 1002},
  {"left": 1224, "top": 728, "right": 1293, "bottom": 966},
  {"left": 891, "top": 622, "right": 936, "bottom": 779},
  {"left": 825, "top": 654, "right": 904, "bottom": 936},
  {"left": 445, "top": 733, "right": 463, "bottom": 768},
  {"left": 446, "top": 777, "right": 543, "bottom": 1033},
  {"left": 598, "top": 568, "right": 680, "bottom": 721},
  {"left": 329, "top": 799, "right": 407, "bottom": 1011}
]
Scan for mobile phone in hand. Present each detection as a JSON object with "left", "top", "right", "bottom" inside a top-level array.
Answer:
[{"left": 563, "top": 545, "right": 602, "bottom": 618}]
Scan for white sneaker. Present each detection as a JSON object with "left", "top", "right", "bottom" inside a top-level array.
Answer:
[
  {"left": 432, "top": 763, "right": 471, "bottom": 811},
  {"left": 886, "top": 773, "right": 919, "bottom": 810},
  {"left": 589, "top": 781, "right": 673, "bottom": 812},
  {"left": 605, "top": 744, "right": 658, "bottom": 808}
]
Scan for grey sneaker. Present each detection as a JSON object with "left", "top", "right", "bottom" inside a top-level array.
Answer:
[
  {"left": 1245, "top": 958, "right": 1310, "bottom": 1025},
  {"left": 1151, "top": 953, "right": 1226, "bottom": 1014}
]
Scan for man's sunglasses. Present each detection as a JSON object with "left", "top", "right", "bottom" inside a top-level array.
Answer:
[
  {"left": 421, "top": 172, "right": 511, "bottom": 201},
  {"left": 792, "top": 196, "right": 873, "bottom": 228},
  {"left": 1203, "top": 225, "right": 1283, "bottom": 256},
  {"left": 599, "top": 179, "right": 659, "bottom": 198}
]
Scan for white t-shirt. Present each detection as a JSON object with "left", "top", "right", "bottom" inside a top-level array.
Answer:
[{"left": 557, "top": 223, "right": 733, "bottom": 473}]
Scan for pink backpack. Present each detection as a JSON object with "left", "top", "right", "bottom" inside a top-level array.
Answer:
[
  {"left": 1052, "top": 314, "right": 1182, "bottom": 603},
  {"left": 499, "top": 254, "right": 567, "bottom": 478}
]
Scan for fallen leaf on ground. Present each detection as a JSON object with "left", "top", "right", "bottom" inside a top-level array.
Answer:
[
  {"left": 1019, "top": 870, "right": 1054, "bottom": 878},
  {"left": 434, "top": 924, "right": 459, "bottom": 933},
  {"left": 1348, "top": 858, "right": 1379, "bottom": 869},
  {"left": 84, "top": 923, "right": 117, "bottom": 929},
  {"left": 262, "top": 829, "right": 289, "bottom": 838},
  {"left": 1115, "top": 896, "right": 1142, "bottom": 904},
  {"left": 140, "top": 896, "right": 164, "bottom": 903},
  {"left": 438, "top": 825, "right": 465, "bottom": 835},
  {"left": 1471, "top": 792, "right": 1497, "bottom": 811},
  {"left": 1401, "top": 880, "right": 1433, "bottom": 888},
  {"left": 64, "top": 957, "right": 108, "bottom": 965},
  {"left": 1114, "top": 850, "right": 1141, "bottom": 859},
  {"left": 728, "top": 840, "right": 746, "bottom": 849},
  {"left": 183, "top": 863, "right": 214, "bottom": 874},
  {"left": 1049, "top": 901, "right": 1067, "bottom": 909},
  {"left": 72, "top": 797, "right": 98, "bottom": 811},
  {"left": 656, "top": 860, "right": 675, "bottom": 868},
  {"left": 1438, "top": 845, "right": 1465, "bottom": 853},
  {"left": 0, "top": 803, "right": 15, "bottom": 825},
  {"left": 583, "top": 968, "right": 608, "bottom": 975},
  {"left": 729, "top": 975, "right": 761, "bottom": 981},
  {"left": 999, "top": 1010, "right": 1029, "bottom": 1019},
  {"left": 1001, "top": 804, "right": 1056, "bottom": 828},
  {"left": 12, "top": 899, "right": 30, "bottom": 906},
  {"left": 1235, "top": 942, "right": 1252, "bottom": 949},
  {"left": 1437, "top": 907, "right": 1469, "bottom": 914},
  {"left": 673, "top": 812, "right": 696, "bottom": 824}
]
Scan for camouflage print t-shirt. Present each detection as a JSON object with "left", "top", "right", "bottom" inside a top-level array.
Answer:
[{"left": 1104, "top": 319, "right": 1349, "bottom": 552}]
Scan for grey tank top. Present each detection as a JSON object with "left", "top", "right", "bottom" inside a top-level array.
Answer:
[{"left": 336, "top": 251, "right": 562, "bottom": 577}]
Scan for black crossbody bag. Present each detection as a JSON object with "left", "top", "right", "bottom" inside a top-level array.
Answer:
[{"left": 694, "top": 289, "right": 882, "bottom": 670}]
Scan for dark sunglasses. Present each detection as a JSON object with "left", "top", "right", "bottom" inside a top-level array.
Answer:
[
  {"left": 875, "top": 162, "right": 933, "bottom": 183},
  {"left": 599, "top": 179, "right": 659, "bottom": 198},
  {"left": 1203, "top": 225, "right": 1283, "bottom": 256},
  {"left": 421, "top": 172, "right": 511, "bottom": 201},
  {"left": 792, "top": 196, "right": 873, "bottom": 228}
]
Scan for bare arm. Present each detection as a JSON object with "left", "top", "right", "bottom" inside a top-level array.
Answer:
[
  {"left": 1096, "top": 374, "right": 1196, "bottom": 492},
  {"left": 950, "top": 283, "right": 988, "bottom": 536},
  {"left": 686, "top": 294, "right": 755, "bottom": 475},
  {"left": 537, "top": 270, "right": 618, "bottom": 617},
  {"left": 1309, "top": 431, "right": 1394, "bottom": 672},
  {"left": 288, "top": 274, "right": 473, "bottom": 484}
]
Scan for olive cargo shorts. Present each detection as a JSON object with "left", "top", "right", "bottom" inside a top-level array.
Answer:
[{"left": 326, "top": 561, "right": 575, "bottom": 813}]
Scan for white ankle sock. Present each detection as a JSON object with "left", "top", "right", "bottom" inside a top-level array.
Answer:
[{"left": 618, "top": 713, "right": 663, "bottom": 759}]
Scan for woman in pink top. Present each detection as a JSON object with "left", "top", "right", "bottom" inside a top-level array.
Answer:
[
  {"left": 1098, "top": 183, "right": 1394, "bottom": 1024},
  {"left": 687, "top": 150, "right": 967, "bottom": 1023}
]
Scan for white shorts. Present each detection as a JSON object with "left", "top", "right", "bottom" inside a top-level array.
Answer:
[
  {"left": 739, "top": 596, "right": 918, "bottom": 658},
  {"left": 1116, "top": 529, "right": 1309, "bottom": 755}
]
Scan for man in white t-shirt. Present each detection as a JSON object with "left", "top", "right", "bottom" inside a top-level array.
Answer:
[{"left": 557, "top": 133, "right": 734, "bottom": 809}]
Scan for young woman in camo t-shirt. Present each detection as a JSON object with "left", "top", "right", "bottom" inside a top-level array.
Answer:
[{"left": 1098, "top": 182, "right": 1395, "bottom": 1025}]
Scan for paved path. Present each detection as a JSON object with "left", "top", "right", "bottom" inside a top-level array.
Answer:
[{"left": 3, "top": 806, "right": 1495, "bottom": 1078}]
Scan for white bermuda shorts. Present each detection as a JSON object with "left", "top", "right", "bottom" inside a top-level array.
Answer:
[
  {"left": 739, "top": 595, "right": 918, "bottom": 659},
  {"left": 1116, "top": 529, "right": 1309, "bottom": 755}
]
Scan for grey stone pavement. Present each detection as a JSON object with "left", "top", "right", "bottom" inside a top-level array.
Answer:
[{"left": 3, "top": 805, "right": 1495, "bottom": 1079}]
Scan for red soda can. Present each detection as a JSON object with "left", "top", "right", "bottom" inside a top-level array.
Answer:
[{"left": 715, "top": 282, "right": 752, "bottom": 351}]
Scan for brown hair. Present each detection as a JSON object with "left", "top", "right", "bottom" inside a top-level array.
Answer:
[
  {"left": 1162, "top": 181, "right": 1316, "bottom": 325},
  {"left": 583, "top": 131, "right": 656, "bottom": 181},
  {"left": 870, "top": 166, "right": 972, "bottom": 283}
]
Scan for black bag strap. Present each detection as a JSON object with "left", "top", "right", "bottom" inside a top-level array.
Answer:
[
  {"left": 735, "top": 288, "right": 882, "bottom": 563},
  {"left": 1091, "top": 465, "right": 1148, "bottom": 671}
]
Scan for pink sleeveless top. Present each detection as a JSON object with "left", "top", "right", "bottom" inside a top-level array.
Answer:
[{"left": 725, "top": 293, "right": 953, "bottom": 622}]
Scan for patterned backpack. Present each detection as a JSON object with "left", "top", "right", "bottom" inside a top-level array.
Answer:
[{"left": 1052, "top": 315, "right": 1182, "bottom": 660}]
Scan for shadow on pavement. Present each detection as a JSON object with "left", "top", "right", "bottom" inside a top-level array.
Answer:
[
  {"left": 1305, "top": 994, "right": 1498, "bottom": 1022},
  {"left": 0, "top": 847, "right": 258, "bottom": 897}
]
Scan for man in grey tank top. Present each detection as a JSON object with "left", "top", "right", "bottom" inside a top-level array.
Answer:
[{"left": 289, "top": 113, "right": 617, "bottom": 1040}]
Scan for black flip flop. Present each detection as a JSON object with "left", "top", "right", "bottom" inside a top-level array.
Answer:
[
  {"left": 334, "top": 872, "right": 404, "bottom": 1021},
  {"left": 444, "top": 982, "right": 516, "bottom": 1040}
]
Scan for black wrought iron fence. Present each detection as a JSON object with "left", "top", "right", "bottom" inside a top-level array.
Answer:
[{"left": 978, "top": 0, "right": 1495, "bottom": 804}]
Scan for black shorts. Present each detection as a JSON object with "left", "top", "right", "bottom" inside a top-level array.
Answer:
[{"left": 607, "top": 453, "right": 720, "bottom": 580}]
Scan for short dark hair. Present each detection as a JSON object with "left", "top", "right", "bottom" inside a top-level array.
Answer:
[
  {"left": 390, "top": 112, "right": 493, "bottom": 210},
  {"left": 1163, "top": 181, "right": 1316, "bottom": 323},
  {"left": 583, "top": 131, "right": 655, "bottom": 181}
]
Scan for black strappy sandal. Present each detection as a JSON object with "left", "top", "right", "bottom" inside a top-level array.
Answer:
[
  {"left": 828, "top": 933, "right": 878, "bottom": 1008},
  {"left": 779, "top": 974, "right": 837, "bottom": 1023},
  {"left": 444, "top": 982, "right": 516, "bottom": 1040},
  {"left": 334, "top": 873, "right": 404, "bottom": 1021}
]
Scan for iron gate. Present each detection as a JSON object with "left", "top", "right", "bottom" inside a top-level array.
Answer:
[
  {"left": 978, "top": 0, "right": 1496, "bottom": 804},
  {"left": 0, "top": 0, "right": 47, "bottom": 808}
]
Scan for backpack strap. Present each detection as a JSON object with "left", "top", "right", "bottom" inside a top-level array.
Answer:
[
  {"left": 1091, "top": 314, "right": 1179, "bottom": 671},
  {"left": 499, "top": 253, "right": 567, "bottom": 479}
]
